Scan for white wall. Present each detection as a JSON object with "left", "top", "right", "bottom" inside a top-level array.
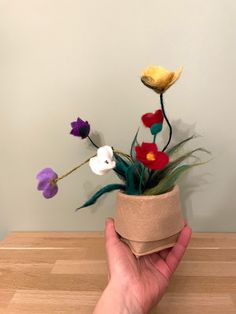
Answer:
[{"left": 0, "top": 0, "right": 235, "bottom": 239}]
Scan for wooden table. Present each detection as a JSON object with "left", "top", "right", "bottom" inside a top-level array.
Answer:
[{"left": 0, "top": 232, "right": 235, "bottom": 314}]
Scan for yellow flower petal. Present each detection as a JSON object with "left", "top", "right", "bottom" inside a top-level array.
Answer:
[
  {"left": 166, "top": 66, "right": 183, "bottom": 91},
  {"left": 141, "top": 65, "right": 183, "bottom": 93}
]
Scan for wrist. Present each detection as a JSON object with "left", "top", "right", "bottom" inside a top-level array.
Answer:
[{"left": 93, "top": 281, "right": 144, "bottom": 314}]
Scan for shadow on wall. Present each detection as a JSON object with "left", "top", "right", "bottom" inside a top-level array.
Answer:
[
  {"left": 182, "top": 176, "right": 236, "bottom": 232},
  {"left": 168, "top": 119, "right": 211, "bottom": 225}
]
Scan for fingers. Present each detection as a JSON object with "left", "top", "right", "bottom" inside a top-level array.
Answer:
[
  {"left": 165, "top": 225, "right": 192, "bottom": 273},
  {"left": 158, "top": 248, "right": 171, "bottom": 260},
  {"left": 149, "top": 253, "right": 172, "bottom": 280}
]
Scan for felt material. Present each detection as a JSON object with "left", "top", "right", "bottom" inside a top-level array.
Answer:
[
  {"left": 114, "top": 185, "right": 184, "bottom": 256},
  {"left": 141, "top": 65, "right": 183, "bottom": 94},
  {"left": 120, "top": 232, "right": 180, "bottom": 257},
  {"left": 135, "top": 143, "right": 169, "bottom": 170}
]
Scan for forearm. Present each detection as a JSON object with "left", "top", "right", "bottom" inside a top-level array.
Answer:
[{"left": 93, "top": 282, "right": 144, "bottom": 314}]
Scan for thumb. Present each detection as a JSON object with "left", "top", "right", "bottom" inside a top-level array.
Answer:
[
  {"left": 105, "top": 217, "right": 120, "bottom": 250},
  {"left": 104, "top": 218, "right": 120, "bottom": 274}
]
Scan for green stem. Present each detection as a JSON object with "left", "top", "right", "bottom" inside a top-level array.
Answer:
[
  {"left": 153, "top": 134, "right": 157, "bottom": 143},
  {"left": 55, "top": 154, "right": 96, "bottom": 183},
  {"left": 139, "top": 165, "right": 145, "bottom": 194},
  {"left": 160, "top": 93, "right": 172, "bottom": 152},
  {"left": 88, "top": 136, "right": 99, "bottom": 149}
]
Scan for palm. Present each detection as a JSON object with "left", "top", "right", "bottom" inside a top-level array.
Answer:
[{"left": 105, "top": 218, "right": 192, "bottom": 312}]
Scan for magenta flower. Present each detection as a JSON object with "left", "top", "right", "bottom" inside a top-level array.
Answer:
[
  {"left": 70, "top": 117, "right": 90, "bottom": 139},
  {"left": 36, "top": 168, "right": 58, "bottom": 199}
]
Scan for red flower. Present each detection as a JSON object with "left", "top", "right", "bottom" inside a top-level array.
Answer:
[
  {"left": 135, "top": 142, "right": 169, "bottom": 170},
  {"left": 141, "top": 109, "right": 164, "bottom": 128}
]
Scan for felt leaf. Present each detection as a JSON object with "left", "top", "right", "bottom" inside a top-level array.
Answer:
[
  {"left": 114, "top": 152, "right": 132, "bottom": 167},
  {"left": 125, "top": 162, "right": 141, "bottom": 195},
  {"left": 76, "top": 184, "right": 126, "bottom": 210},
  {"left": 144, "top": 165, "right": 194, "bottom": 195},
  {"left": 166, "top": 135, "right": 196, "bottom": 156},
  {"left": 150, "top": 123, "right": 163, "bottom": 135},
  {"left": 113, "top": 152, "right": 134, "bottom": 183},
  {"left": 144, "top": 161, "right": 207, "bottom": 195},
  {"left": 130, "top": 128, "right": 140, "bottom": 159},
  {"left": 146, "top": 147, "right": 210, "bottom": 189}
]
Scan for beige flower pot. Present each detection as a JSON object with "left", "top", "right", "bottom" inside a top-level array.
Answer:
[{"left": 114, "top": 185, "right": 184, "bottom": 257}]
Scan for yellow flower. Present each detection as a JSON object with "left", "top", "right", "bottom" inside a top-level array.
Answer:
[{"left": 141, "top": 65, "right": 183, "bottom": 94}]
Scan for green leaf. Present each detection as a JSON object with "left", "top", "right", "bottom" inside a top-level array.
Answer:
[
  {"left": 144, "top": 165, "right": 193, "bottom": 195},
  {"left": 126, "top": 162, "right": 141, "bottom": 195},
  {"left": 130, "top": 128, "right": 140, "bottom": 159},
  {"left": 166, "top": 135, "right": 196, "bottom": 156},
  {"left": 113, "top": 153, "right": 133, "bottom": 183},
  {"left": 76, "top": 184, "right": 126, "bottom": 210},
  {"left": 146, "top": 147, "right": 210, "bottom": 189},
  {"left": 144, "top": 162, "right": 206, "bottom": 195}
]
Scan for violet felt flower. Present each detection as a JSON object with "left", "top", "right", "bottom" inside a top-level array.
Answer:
[
  {"left": 70, "top": 117, "right": 90, "bottom": 139},
  {"left": 36, "top": 168, "right": 58, "bottom": 199}
]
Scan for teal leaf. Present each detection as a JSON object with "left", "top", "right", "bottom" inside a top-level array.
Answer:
[
  {"left": 150, "top": 123, "right": 163, "bottom": 135},
  {"left": 113, "top": 153, "right": 133, "bottom": 183},
  {"left": 76, "top": 184, "right": 126, "bottom": 210},
  {"left": 126, "top": 162, "right": 141, "bottom": 195}
]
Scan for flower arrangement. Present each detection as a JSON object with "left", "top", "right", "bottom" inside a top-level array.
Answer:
[{"left": 36, "top": 65, "right": 209, "bottom": 211}]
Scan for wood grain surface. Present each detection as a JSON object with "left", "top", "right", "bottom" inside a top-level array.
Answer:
[{"left": 0, "top": 232, "right": 235, "bottom": 313}]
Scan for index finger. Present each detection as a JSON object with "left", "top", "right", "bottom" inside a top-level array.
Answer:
[{"left": 165, "top": 224, "right": 192, "bottom": 273}]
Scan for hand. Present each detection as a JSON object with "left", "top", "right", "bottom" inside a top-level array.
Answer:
[{"left": 93, "top": 218, "right": 192, "bottom": 314}]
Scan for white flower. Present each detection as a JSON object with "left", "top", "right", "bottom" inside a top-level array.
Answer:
[{"left": 89, "top": 146, "right": 116, "bottom": 175}]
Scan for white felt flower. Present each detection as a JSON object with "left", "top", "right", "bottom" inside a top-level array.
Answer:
[{"left": 89, "top": 146, "right": 116, "bottom": 175}]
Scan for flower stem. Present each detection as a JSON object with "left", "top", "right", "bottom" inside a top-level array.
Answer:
[
  {"left": 88, "top": 136, "right": 99, "bottom": 149},
  {"left": 55, "top": 154, "right": 96, "bottom": 182},
  {"left": 153, "top": 134, "right": 157, "bottom": 143},
  {"left": 160, "top": 93, "right": 172, "bottom": 152}
]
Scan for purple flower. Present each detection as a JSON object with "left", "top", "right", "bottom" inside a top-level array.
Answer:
[
  {"left": 36, "top": 168, "right": 58, "bottom": 199},
  {"left": 70, "top": 117, "right": 90, "bottom": 139}
]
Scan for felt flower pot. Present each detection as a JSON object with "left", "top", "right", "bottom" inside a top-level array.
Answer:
[{"left": 114, "top": 185, "right": 184, "bottom": 257}]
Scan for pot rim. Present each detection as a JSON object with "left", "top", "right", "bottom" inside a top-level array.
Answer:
[{"left": 118, "top": 185, "right": 179, "bottom": 200}]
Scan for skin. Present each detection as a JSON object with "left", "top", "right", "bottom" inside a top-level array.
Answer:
[{"left": 93, "top": 218, "right": 192, "bottom": 314}]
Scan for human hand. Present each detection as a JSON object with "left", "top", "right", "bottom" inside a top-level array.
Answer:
[{"left": 93, "top": 218, "right": 192, "bottom": 314}]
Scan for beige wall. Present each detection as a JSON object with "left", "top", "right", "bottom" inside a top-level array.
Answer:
[{"left": 0, "top": 0, "right": 235, "bottom": 240}]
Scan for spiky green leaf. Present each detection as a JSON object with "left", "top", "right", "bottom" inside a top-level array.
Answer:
[
  {"left": 76, "top": 184, "right": 126, "bottom": 210},
  {"left": 166, "top": 135, "right": 196, "bottom": 156},
  {"left": 146, "top": 147, "right": 210, "bottom": 189},
  {"left": 113, "top": 153, "right": 133, "bottom": 183},
  {"left": 144, "top": 161, "right": 207, "bottom": 195},
  {"left": 130, "top": 128, "right": 140, "bottom": 159},
  {"left": 144, "top": 165, "right": 193, "bottom": 195},
  {"left": 125, "top": 162, "right": 142, "bottom": 195}
]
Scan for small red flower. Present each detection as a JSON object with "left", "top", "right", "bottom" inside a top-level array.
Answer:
[
  {"left": 141, "top": 109, "right": 164, "bottom": 128},
  {"left": 135, "top": 142, "right": 169, "bottom": 170}
]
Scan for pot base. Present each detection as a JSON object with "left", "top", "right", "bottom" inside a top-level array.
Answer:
[
  {"left": 114, "top": 186, "right": 184, "bottom": 257},
  {"left": 118, "top": 231, "right": 181, "bottom": 257}
]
